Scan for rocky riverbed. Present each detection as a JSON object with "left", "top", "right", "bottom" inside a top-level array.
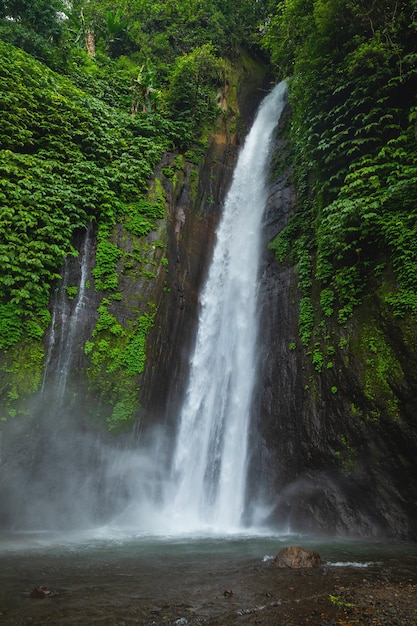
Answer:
[{"left": 204, "top": 564, "right": 417, "bottom": 625}]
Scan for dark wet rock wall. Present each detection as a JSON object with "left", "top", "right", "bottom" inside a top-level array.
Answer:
[{"left": 250, "top": 106, "right": 417, "bottom": 541}]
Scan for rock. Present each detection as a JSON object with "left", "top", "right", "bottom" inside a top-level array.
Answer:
[
  {"left": 272, "top": 545, "right": 321, "bottom": 569},
  {"left": 29, "top": 586, "right": 56, "bottom": 599}
]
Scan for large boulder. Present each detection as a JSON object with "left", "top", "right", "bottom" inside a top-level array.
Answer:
[{"left": 272, "top": 545, "right": 321, "bottom": 569}]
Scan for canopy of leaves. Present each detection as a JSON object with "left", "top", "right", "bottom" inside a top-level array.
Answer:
[
  {"left": 67, "top": 0, "right": 270, "bottom": 63},
  {"left": 0, "top": 0, "right": 66, "bottom": 65},
  {"left": 167, "top": 44, "right": 227, "bottom": 131},
  {"left": 0, "top": 0, "right": 64, "bottom": 38}
]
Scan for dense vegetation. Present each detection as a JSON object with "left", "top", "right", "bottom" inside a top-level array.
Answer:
[
  {"left": 261, "top": 0, "right": 417, "bottom": 422},
  {"left": 265, "top": 0, "right": 417, "bottom": 337},
  {"left": 2, "top": 0, "right": 417, "bottom": 429},
  {"left": 0, "top": 0, "right": 262, "bottom": 343},
  {"left": 0, "top": 0, "right": 270, "bottom": 427}
]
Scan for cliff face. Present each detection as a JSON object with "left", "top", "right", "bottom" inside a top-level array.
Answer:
[
  {"left": 138, "top": 136, "right": 239, "bottom": 430},
  {"left": 250, "top": 107, "right": 417, "bottom": 541},
  {"left": 0, "top": 58, "right": 270, "bottom": 529},
  {"left": 138, "top": 65, "right": 272, "bottom": 433},
  {"left": 1, "top": 64, "right": 416, "bottom": 539}
]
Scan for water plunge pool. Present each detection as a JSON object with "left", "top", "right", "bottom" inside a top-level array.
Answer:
[{"left": 1, "top": 530, "right": 416, "bottom": 625}]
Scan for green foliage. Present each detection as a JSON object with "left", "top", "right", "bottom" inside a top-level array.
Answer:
[
  {"left": 92, "top": 238, "right": 122, "bottom": 292},
  {"left": 66, "top": 286, "right": 78, "bottom": 300},
  {"left": 0, "top": 0, "right": 65, "bottom": 66},
  {"left": 0, "top": 0, "right": 271, "bottom": 426},
  {"left": 268, "top": 231, "right": 291, "bottom": 263},
  {"left": 264, "top": 0, "right": 417, "bottom": 356},
  {"left": 94, "top": 300, "right": 124, "bottom": 336},
  {"left": 124, "top": 311, "right": 156, "bottom": 375},
  {"left": 84, "top": 340, "right": 94, "bottom": 355},
  {"left": 320, "top": 288, "right": 335, "bottom": 317},
  {"left": 167, "top": 44, "right": 226, "bottom": 134},
  {"left": 312, "top": 345, "right": 324, "bottom": 372},
  {"left": 63, "top": 0, "right": 269, "bottom": 95},
  {"left": 329, "top": 594, "right": 354, "bottom": 608},
  {"left": 130, "top": 59, "right": 161, "bottom": 114},
  {"left": 299, "top": 297, "right": 314, "bottom": 346},
  {"left": 24, "top": 320, "right": 44, "bottom": 341},
  {"left": 84, "top": 299, "right": 156, "bottom": 430},
  {"left": 0, "top": 303, "right": 23, "bottom": 349},
  {"left": 0, "top": 40, "right": 176, "bottom": 350},
  {"left": 105, "top": 9, "right": 128, "bottom": 42},
  {"left": 107, "top": 400, "right": 135, "bottom": 431},
  {"left": 0, "top": 0, "right": 65, "bottom": 38},
  {"left": 0, "top": 149, "right": 80, "bottom": 312},
  {"left": 124, "top": 200, "right": 165, "bottom": 237}
]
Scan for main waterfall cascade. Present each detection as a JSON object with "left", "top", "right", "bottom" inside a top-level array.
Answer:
[
  {"left": 123, "top": 81, "right": 288, "bottom": 534},
  {"left": 166, "top": 81, "right": 287, "bottom": 530}
]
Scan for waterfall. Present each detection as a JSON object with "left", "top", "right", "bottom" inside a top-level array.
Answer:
[
  {"left": 160, "top": 82, "right": 288, "bottom": 532},
  {"left": 41, "top": 225, "right": 92, "bottom": 404}
]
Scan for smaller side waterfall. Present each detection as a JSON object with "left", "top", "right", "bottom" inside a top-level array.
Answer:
[
  {"left": 1, "top": 225, "right": 105, "bottom": 531},
  {"left": 41, "top": 224, "right": 92, "bottom": 405},
  {"left": 154, "top": 82, "right": 288, "bottom": 533}
]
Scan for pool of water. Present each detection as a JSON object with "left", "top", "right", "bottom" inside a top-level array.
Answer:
[{"left": 1, "top": 529, "right": 416, "bottom": 625}]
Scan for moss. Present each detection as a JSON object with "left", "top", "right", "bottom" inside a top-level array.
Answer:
[
  {"left": 106, "top": 399, "right": 136, "bottom": 432},
  {"left": 299, "top": 296, "right": 314, "bottom": 346},
  {"left": 0, "top": 338, "right": 45, "bottom": 420},
  {"left": 356, "top": 324, "right": 403, "bottom": 420},
  {"left": 269, "top": 114, "right": 293, "bottom": 181},
  {"left": 85, "top": 289, "right": 157, "bottom": 430},
  {"left": 174, "top": 155, "right": 185, "bottom": 170},
  {"left": 334, "top": 433, "right": 358, "bottom": 472},
  {"left": 189, "top": 166, "right": 200, "bottom": 204}
]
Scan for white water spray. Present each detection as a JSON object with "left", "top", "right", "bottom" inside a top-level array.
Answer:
[{"left": 159, "top": 82, "right": 287, "bottom": 532}]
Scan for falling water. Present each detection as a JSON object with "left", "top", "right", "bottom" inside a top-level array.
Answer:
[
  {"left": 41, "top": 225, "right": 92, "bottom": 404},
  {"left": 162, "top": 82, "right": 287, "bottom": 532}
]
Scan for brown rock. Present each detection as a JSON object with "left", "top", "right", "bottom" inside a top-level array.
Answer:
[
  {"left": 272, "top": 545, "right": 321, "bottom": 569},
  {"left": 29, "top": 586, "right": 56, "bottom": 599}
]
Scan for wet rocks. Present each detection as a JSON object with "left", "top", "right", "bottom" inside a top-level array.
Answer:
[
  {"left": 29, "top": 586, "right": 57, "bottom": 599},
  {"left": 272, "top": 545, "right": 321, "bottom": 569}
]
